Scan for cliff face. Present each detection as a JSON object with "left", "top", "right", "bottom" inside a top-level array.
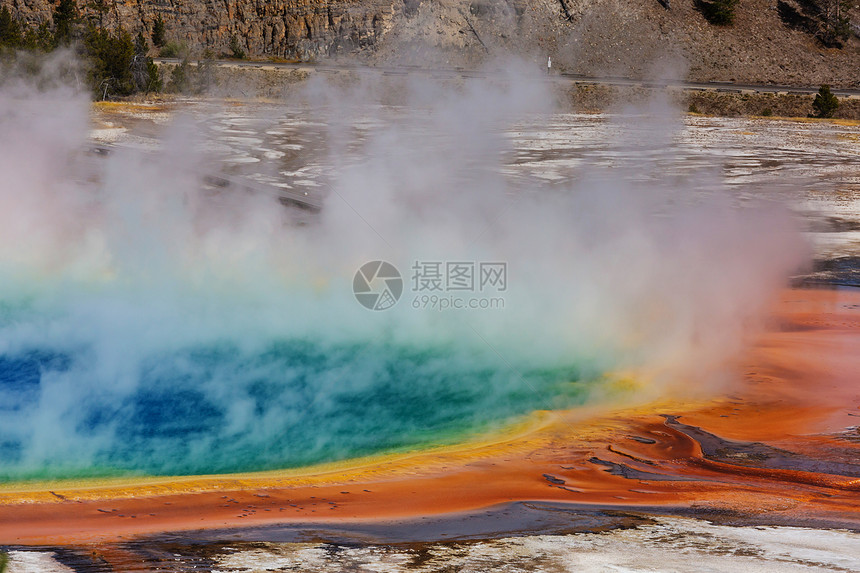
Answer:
[
  {"left": 2, "top": 0, "right": 859, "bottom": 87},
  {"left": 5, "top": 0, "right": 399, "bottom": 59},
  {"left": 155, "top": 0, "right": 398, "bottom": 58}
]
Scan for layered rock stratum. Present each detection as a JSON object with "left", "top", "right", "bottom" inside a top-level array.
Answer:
[{"left": 2, "top": 0, "right": 859, "bottom": 87}]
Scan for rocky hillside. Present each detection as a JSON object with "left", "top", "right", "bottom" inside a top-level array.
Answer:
[
  {"left": 5, "top": 0, "right": 397, "bottom": 59},
  {"left": 2, "top": 0, "right": 859, "bottom": 87},
  {"left": 368, "top": 0, "right": 860, "bottom": 87}
]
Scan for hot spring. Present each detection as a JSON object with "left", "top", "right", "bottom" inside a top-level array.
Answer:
[{"left": 0, "top": 63, "right": 807, "bottom": 481}]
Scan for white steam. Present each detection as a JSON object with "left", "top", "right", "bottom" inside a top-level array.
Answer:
[{"left": 0, "top": 56, "right": 808, "bottom": 478}]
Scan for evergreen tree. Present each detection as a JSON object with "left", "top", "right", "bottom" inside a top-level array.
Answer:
[
  {"left": 85, "top": 26, "right": 135, "bottom": 98},
  {"left": 151, "top": 14, "right": 165, "bottom": 47},
  {"left": 134, "top": 30, "right": 148, "bottom": 55},
  {"left": 812, "top": 85, "right": 839, "bottom": 118},
  {"left": 86, "top": 0, "right": 109, "bottom": 30},
  {"left": 0, "top": 6, "right": 22, "bottom": 48},
  {"left": 53, "top": 0, "right": 79, "bottom": 46},
  {"left": 229, "top": 34, "right": 245, "bottom": 59},
  {"left": 131, "top": 30, "right": 162, "bottom": 93},
  {"left": 22, "top": 22, "right": 54, "bottom": 52},
  {"left": 145, "top": 58, "right": 162, "bottom": 92},
  {"left": 168, "top": 57, "right": 190, "bottom": 92},
  {"left": 197, "top": 48, "right": 215, "bottom": 92},
  {"left": 816, "top": 0, "right": 855, "bottom": 47}
]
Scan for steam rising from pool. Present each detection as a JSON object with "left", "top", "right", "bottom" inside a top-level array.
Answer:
[{"left": 0, "top": 60, "right": 807, "bottom": 480}]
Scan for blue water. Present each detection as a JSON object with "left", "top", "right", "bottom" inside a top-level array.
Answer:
[{"left": 0, "top": 337, "right": 589, "bottom": 481}]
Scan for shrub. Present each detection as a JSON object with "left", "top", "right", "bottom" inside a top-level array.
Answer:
[
  {"left": 159, "top": 41, "right": 183, "bottom": 58},
  {"left": 812, "top": 84, "right": 839, "bottom": 118},
  {"left": 696, "top": 0, "right": 739, "bottom": 25}
]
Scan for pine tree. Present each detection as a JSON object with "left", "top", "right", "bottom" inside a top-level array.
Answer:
[
  {"left": 168, "top": 57, "right": 190, "bottom": 92},
  {"left": 812, "top": 85, "right": 839, "bottom": 118},
  {"left": 151, "top": 14, "right": 165, "bottom": 47},
  {"left": 0, "top": 6, "right": 22, "bottom": 48},
  {"left": 816, "top": 0, "right": 855, "bottom": 47},
  {"left": 87, "top": 0, "right": 109, "bottom": 30},
  {"left": 145, "top": 58, "right": 162, "bottom": 92},
  {"left": 134, "top": 30, "right": 148, "bottom": 55},
  {"left": 229, "top": 34, "right": 245, "bottom": 59},
  {"left": 53, "top": 0, "right": 79, "bottom": 45},
  {"left": 22, "top": 22, "right": 54, "bottom": 51},
  {"left": 131, "top": 30, "right": 162, "bottom": 93},
  {"left": 86, "top": 26, "right": 136, "bottom": 98}
]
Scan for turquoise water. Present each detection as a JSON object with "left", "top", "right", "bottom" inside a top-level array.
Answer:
[{"left": 0, "top": 308, "right": 590, "bottom": 480}]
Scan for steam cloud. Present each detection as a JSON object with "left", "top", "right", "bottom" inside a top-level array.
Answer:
[{"left": 0, "top": 57, "right": 807, "bottom": 479}]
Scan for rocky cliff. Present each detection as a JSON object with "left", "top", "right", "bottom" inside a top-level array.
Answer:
[
  {"left": 4, "top": 0, "right": 398, "bottom": 59},
  {"left": 2, "top": 0, "right": 859, "bottom": 87}
]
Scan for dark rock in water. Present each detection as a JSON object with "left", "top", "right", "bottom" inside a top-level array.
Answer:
[
  {"left": 793, "top": 257, "right": 860, "bottom": 288},
  {"left": 588, "top": 457, "right": 698, "bottom": 482}
]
